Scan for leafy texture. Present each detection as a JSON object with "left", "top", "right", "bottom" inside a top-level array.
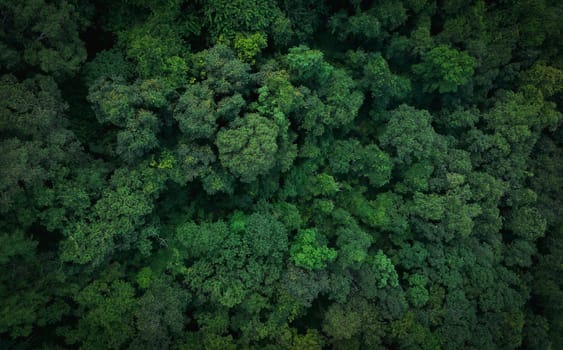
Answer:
[{"left": 0, "top": 1, "right": 562, "bottom": 349}]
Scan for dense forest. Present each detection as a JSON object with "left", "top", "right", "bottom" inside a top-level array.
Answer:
[{"left": 1, "top": 0, "right": 562, "bottom": 348}]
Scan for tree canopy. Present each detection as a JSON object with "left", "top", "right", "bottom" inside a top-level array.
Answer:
[{"left": 1, "top": 0, "right": 562, "bottom": 348}]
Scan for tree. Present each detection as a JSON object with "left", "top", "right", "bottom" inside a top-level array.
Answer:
[
  {"left": 0, "top": 74, "right": 87, "bottom": 229},
  {"left": 192, "top": 45, "right": 252, "bottom": 96},
  {"left": 172, "top": 213, "right": 288, "bottom": 311},
  {"left": 286, "top": 45, "right": 330, "bottom": 86},
  {"left": 82, "top": 49, "right": 134, "bottom": 87},
  {"left": 59, "top": 165, "right": 164, "bottom": 265},
  {"left": 380, "top": 105, "right": 442, "bottom": 165},
  {"left": 329, "top": 140, "right": 393, "bottom": 188},
  {"left": 130, "top": 277, "right": 190, "bottom": 349},
  {"left": 64, "top": 279, "right": 136, "bottom": 349},
  {"left": 0, "top": 0, "right": 87, "bottom": 79},
  {"left": 289, "top": 229, "right": 337, "bottom": 270},
  {"left": 345, "top": 50, "right": 411, "bottom": 111},
  {"left": 330, "top": 11, "right": 381, "bottom": 42},
  {"left": 406, "top": 273, "right": 429, "bottom": 308},
  {"left": 369, "top": 250, "right": 400, "bottom": 289},
  {"left": 520, "top": 63, "right": 563, "bottom": 99},
  {"left": 234, "top": 32, "right": 267, "bottom": 64},
  {"left": 200, "top": 0, "right": 276, "bottom": 40},
  {"left": 412, "top": 45, "right": 476, "bottom": 93},
  {"left": 87, "top": 77, "right": 175, "bottom": 162},
  {"left": 174, "top": 84, "right": 218, "bottom": 139},
  {"left": 335, "top": 223, "right": 373, "bottom": 270},
  {"left": 0, "top": 231, "right": 67, "bottom": 338},
  {"left": 1, "top": 0, "right": 562, "bottom": 348},
  {"left": 216, "top": 113, "right": 279, "bottom": 183}
]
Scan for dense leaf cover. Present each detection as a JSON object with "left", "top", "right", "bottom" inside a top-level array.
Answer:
[{"left": 1, "top": 0, "right": 562, "bottom": 349}]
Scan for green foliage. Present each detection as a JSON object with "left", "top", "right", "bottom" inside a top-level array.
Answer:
[
  {"left": 0, "top": 0, "right": 87, "bottom": 78},
  {"left": 1, "top": 1, "right": 562, "bottom": 348},
  {"left": 119, "top": 7, "right": 190, "bottom": 84},
  {"left": 406, "top": 273, "right": 429, "bottom": 308},
  {"left": 216, "top": 113, "right": 279, "bottom": 182},
  {"left": 370, "top": 250, "right": 399, "bottom": 288},
  {"left": 289, "top": 229, "right": 337, "bottom": 270},
  {"left": 346, "top": 50, "right": 411, "bottom": 110},
  {"left": 507, "top": 206, "right": 546, "bottom": 241},
  {"left": 234, "top": 32, "right": 267, "bottom": 64},
  {"left": 173, "top": 213, "right": 288, "bottom": 311},
  {"left": 330, "top": 140, "right": 393, "bottom": 187},
  {"left": 409, "top": 192, "right": 445, "bottom": 221},
  {"left": 335, "top": 223, "right": 373, "bottom": 269},
  {"left": 412, "top": 45, "right": 477, "bottom": 93},
  {"left": 131, "top": 278, "right": 189, "bottom": 349},
  {"left": 174, "top": 84, "right": 218, "bottom": 139},
  {"left": 397, "top": 161, "right": 434, "bottom": 193},
  {"left": 521, "top": 63, "right": 563, "bottom": 98},
  {"left": 82, "top": 49, "right": 134, "bottom": 87},
  {"left": 64, "top": 279, "right": 137, "bottom": 349},
  {"left": 87, "top": 77, "right": 174, "bottom": 161},
  {"left": 201, "top": 0, "right": 275, "bottom": 40},
  {"left": 0, "top": 232, "right": 46, "bottom": 337},
  {"left": 370, "top": 191, "right": 408, "bottom": 236},
  {"left": 380, "top": 105, "right": 441, "bottom": 165},
  {"left": 329, "top": 11, "right": 381, "bottom": 41},
  {"left": 286, "top": 45, "right": 330, "bottom": 85}
]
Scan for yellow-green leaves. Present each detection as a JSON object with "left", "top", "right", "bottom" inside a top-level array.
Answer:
[
  {"left": 234, "top": 32, "right": 267, "bottom": 64},
  {"left": 289, "top": 229, "right": 337, "bottom": 270}
]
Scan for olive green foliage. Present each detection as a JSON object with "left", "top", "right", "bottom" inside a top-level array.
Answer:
[{"left": 1, "top": 0, "right": 562, "bottom": 349}]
